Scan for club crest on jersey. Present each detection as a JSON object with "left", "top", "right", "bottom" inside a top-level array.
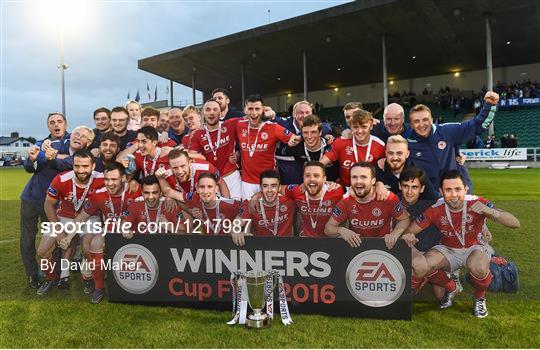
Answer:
[
  {"left": 287, "top": 184, "right": 296, "bottom": 191},
  {"left": 221, "top": 126, "right": 227, "bottom": 133},
  {"left": 438, "top": 141, "right": 447, "bottom": 150},
  {"left": 280, "top": 204, "right": 288, "bottom": 213},
  {"left": 85, "top": 201, "right": 92, "bottom": 209},
  {"left": 261, "top": 132, "right": 268, "bottom": 140},
  {"left": 323, "top": 200, "right": 332, "bottom": 207},
  {"left": 372, "top": 208, "right": 382, "bottom": 217},
  {"left": 465, "top": 214, "right": 474, "bottom": 223},
  {"left": 284, "top": 129, "right": 291, "bottom": 135}
]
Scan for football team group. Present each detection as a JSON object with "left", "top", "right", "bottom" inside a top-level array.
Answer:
[{"left": 19, "top": 88, "right": 519, "bottom": 317}]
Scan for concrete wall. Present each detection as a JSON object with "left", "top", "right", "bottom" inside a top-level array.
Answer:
[{"left": 265, "top": 62, "right": 540, "bottom": 111}]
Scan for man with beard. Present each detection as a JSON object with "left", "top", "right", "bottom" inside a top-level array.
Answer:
[
  {"left": 275, "top": 101, "right": 333, "bottom": 185},
  {"left": 44, "top": 125, "right": 94, "bottom": 171},
  {"left": 175, "top": 173, "right": 240, "bottom": 235},
  {"left": 155, "top": 149, "right": 230, "bottom": 197},
  {"left": 94, "top": 132, "right": 120, "bottom": 172},
  {"left": 110, "top": 106, "right": 137, "bottom": 151},
  {"left": 321, "top": 110, "right": 386, "bottom": 188},
  {"left": 123, "top": 175, "right": 184, "bottom": 235},
  {"left": 282, "top": 161, "right": 344, "bottom": 237},
  {"left": 21, "top": 112, "right": 70, "bottom": 289},
  {"left": 89, "top": 107, "right": 111, "bottom": 150},
  {"left": 325, "top": 162, "right": 409, "bottom": 248},
  {"left": 282, "top": 115, "right": 339, "bottom": 182},
  {"left": 167, "top": 107, "right": 188, "bottom": 145},
  {"left": 232, "top": 170, "right": 295, "bottom": 245},
  {"left": 157, "top": 110, "right": 170, "bottom": 133},
  {"left": 72, "top": 162, "right": 140, "bottom": 303},
  {"left": 404, "top": 170, "right": 520, "bottom": 318},
  {"left": 212, "top": 88, "right": 244, "bottom": 121},
  {"left": 375, "top": 135, "right": 437, "bottom": 197},
  {"left": 235, "top": 95, "right": 300, "bottom": 200},
  {"left": 126, "top": 100, "right": 142, "bottom": 131},
  {"left": 37, "top": 150, "right": 105, "bottom": 295},
  {"left": 189, "top": 99, "right": 243, "bottom": 199}
]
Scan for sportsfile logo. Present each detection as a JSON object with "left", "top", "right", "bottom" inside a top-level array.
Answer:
[
  {"left": 113, "top": 244, "right": 159, "bottom": 294},
  {"left": 345, "top": 250, "right": 405, "bottom": 307}
]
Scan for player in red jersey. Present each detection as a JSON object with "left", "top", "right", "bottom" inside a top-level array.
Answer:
[
  {"left": 155, "top": 148, "right": 229, "bottom": 198},
  {"left": 283, "top": 161, "right": 344, "bottom": 237},
  {"left": 123, "top": 175, "right": 185, "bottom": 235},
  {"left": 71, "top": 162, "right": 140, "bottom": 303},
  {"left": 190, "top": 99, "right": 243, "bottom": 199},
  {"left": 37, "top": 150, "right": 105, "bottom": 296},
  {"left": 232, "top": 170, "right": 295, "bottom": 246},
  {"left": 235, "top": 94, "right": 300, "bottom": 200},
  {"left": 321, "top": 109, "right": 385, "bottom": 187},
  {"left": 128, "top": 126, "right": 170, "bottom": 178},
  {"left": 325, "top": 162, "right": 409, "bottom": 247},
  {"left": 404, "top": 170, "right": 520, "bottom": 318},
  {"left": 178, "top": 173, "right": 241, "bottom": 235}
]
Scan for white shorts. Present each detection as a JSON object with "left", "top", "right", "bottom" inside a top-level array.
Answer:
[
  {"left": 223, "top": 170, "right": 242, "bottom": 200},
  {"left": 241, "top": 181, "right": 260, "bottom": 201},
  {"left": 43, "top": 216, "right": 101, "bottom": 237},
  {"left": 432, "top": 244, "right": 492, "bottom": 273}
]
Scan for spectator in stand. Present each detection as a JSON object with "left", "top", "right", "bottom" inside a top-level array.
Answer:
[
  {"left": 485, "top": 135, "right": 496, "bottom": 149},
  {"left": 508, "top": 134, "right": 518, "bottom": 148},
  {"left": 500, "top": 133, "right": 509, "bottom": 148}
]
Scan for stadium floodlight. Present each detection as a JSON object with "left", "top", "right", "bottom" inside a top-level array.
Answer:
[{"left": 37, "top": 0, "right": 88, "bottom": 116}]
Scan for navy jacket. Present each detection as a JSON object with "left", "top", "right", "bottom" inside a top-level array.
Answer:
[
  {"left": 404, "top": 102, "right": 496, "bottom": 189},
  {"left": 21, "top": 133, "right": 70, "bottom": 205},
  {"left": 274, "top": 117, "right": 332, "bottom": 185}
]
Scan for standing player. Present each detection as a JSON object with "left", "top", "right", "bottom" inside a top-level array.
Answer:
[
  {"left": 123, "top": 175, "right": 184, "bottom": 235},
  {"left": 283, "top": 161, "right": 344, "bottom": 237},
  {"left": 72, "top": 162, "right": 140, "bottom": 303},
  {"left": 189, "top": 99, "right": 243, "bottom": 199},
  {"left": 212, "top": 88, "right": 245, "bottom": 121},
  {"left": 156, "top": 149, "right": 230, "bottom": 197},
  {"left": 37, "top": 150, "right": 105, "bottom": 295},
  {"left": 321, "top": 109, "right": 385, "bottom": 188},
  {"left": 124, "top": 126, "right": 170, "bottom": 178},
  {"left": 140, "top": 107, "right": 177, "bottom": 147},
  {"left": 181, "top": 105, "right": 202, "bottom": 149},
  {"left": 232, "top": 170, "right": 295, "bottom": 246},
  {"left": 404, "top": 170, "right": 520, "bottom": 318},
  {"left": 235, "top": 95, "right": 300, "bottom": 200},
  {"left": 110, "top": 106, "right": 137, "bottom": 151},
  {"left": 324, "top": 162, "right": 409, "bottom": 247}
]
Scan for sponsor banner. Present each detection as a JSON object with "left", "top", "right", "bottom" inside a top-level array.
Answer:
[
  {"left": 106, "top": 235, "right": 411, "bottom": 320},
  {"left": 461, "top": 148, "right": 527, "bottom": 161},
  {"left": 499, "top": 97, "right": 540, "bottom": 107}
]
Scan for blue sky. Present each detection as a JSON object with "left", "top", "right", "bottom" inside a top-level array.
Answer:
[{"left": 1, "top": 0, "right": 348, "bottom": 139}]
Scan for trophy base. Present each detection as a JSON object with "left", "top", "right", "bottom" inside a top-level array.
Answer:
[{"left": 246, "top": 315, "right": 270, "bottom": 329}]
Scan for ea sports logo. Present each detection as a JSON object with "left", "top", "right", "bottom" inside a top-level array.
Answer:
[
  {"left": 345, "top": 250, "right": 405, "bottom": 307},
  {"left": 113, "top": 244, "right": 159, "bottom": 294}
]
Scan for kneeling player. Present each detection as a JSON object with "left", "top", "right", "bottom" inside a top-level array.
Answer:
[
  {"left": 73, "top": 162, "right": 140, "bottom": 303},
  {"left": 324, "top": 162, "right": 409, "bottom": 246},
  {"left": 404, "top": 170, "right": 520, "bottom": 317},
  {"left": 232, "top": 170, "right": 295, "bottom": 245},
  {"left": 123, "top": 176, "right": 185, "bottom": 235},
  {"left": 37, "top": 150, "right": 104, "bottom": 296}
]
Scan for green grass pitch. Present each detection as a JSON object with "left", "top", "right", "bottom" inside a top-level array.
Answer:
[{"left": 0, "top": 167, "right": 539, "bottom": 348}]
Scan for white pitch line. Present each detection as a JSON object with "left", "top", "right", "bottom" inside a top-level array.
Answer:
[{"left": 0, "top": 239, "right": 17, "bottom": 244}]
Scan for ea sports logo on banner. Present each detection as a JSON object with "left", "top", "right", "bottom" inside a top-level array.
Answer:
[
  {"left": 113, "top": 244, "right": 159, "bottom": 294},
  {"left": 345, "top": 250, "right": 405, "bottom": 307}
]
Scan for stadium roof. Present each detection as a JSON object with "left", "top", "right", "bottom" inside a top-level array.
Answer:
[{"left": 138, "top": 0, "right": 540, "bottom": 103}]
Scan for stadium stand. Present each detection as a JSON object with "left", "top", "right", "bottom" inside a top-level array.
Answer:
[{"left": 493, "top": 106, "right": 540, "bottom": 148}]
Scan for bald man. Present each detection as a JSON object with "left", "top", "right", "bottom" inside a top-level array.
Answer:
[{"left": 371, "top": 103, "right": 409, "bottom": 143}]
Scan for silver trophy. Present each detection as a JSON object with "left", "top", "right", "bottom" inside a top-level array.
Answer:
[{"left": 245, "top": 270, "right": 277, "bottom": 329}]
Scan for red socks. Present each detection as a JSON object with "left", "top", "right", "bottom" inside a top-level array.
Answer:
[
  {"left": 470, "top": 272, "right": 493, "bottom": 299},
  {"left": 42, "top": 256, "right": 57, "bottom": 281},
  {"left": 91, "top": 252, "right": 105, "bottom": 290},
  {"left": 411, "top": 276, "right": 427, "bottom": 294},
  {"left": 427, "top": 269, "right": 456, "bottom": 292}
]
